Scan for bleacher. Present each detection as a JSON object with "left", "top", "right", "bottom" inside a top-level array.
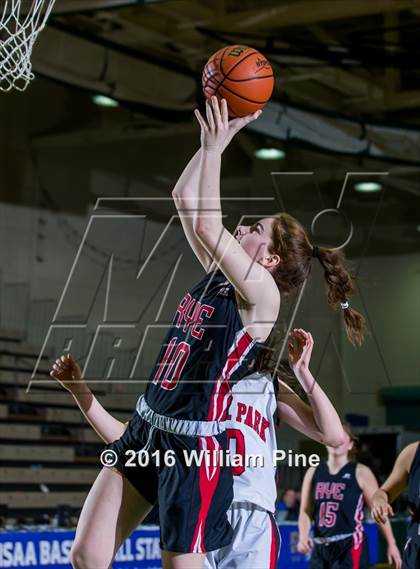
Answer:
[{"left": 0, "top": 332, "right": 137, "bottom": 525}]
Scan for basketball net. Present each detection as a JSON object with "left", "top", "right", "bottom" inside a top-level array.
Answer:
[{"left": 0, "top": 0, "right": 57, "bottom": 92}]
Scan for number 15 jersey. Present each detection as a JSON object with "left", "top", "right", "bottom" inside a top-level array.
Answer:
[{"left": 311, "top": 462, "right": 365, "bottom": 542}]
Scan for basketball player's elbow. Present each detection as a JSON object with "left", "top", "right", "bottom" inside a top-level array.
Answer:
[
  {"left": 172, "top": 188, "right": 181, "bottom": 202},
  {"left": 172, "top": 189, "right": 188, "bottom": 209},
  {"left": 194, "top": 218, "right": 222, "bottom": 244},
  {"left": 321, "top": 430, "right": 346, "bottom": 448}
]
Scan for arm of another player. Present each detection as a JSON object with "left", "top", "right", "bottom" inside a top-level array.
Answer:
[
  {"left": 193, "top": 97, "right": 279, "bottom": 319},
  {"left": 277, "top": 329, "right": 345, "bottom": 447},
  {"left": 297, "top": 466, "right": 315, "bottom": 554},
  {"left": 357, "top": 464, "right": 402, "bottom": 569},
  {"left": 371, "top": 442, "right": 417, "bottom": 524},
  {"left": 50, "top": 354, "right": 127, "bottom": 444}
]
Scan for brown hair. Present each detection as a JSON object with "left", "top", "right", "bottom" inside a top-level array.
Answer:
[
  {"left": 269, "top": 213, "right": 366, "bottom": 347},
  {"left": 342, "top": 423, "right": 359, "bottom": 462}
]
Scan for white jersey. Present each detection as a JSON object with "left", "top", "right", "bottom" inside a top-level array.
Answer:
[{"left": 226, "top": 371, "right": 278, "bottom": 513}]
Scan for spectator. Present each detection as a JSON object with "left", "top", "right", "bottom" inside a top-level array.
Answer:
[{"left": 276, "top": 488, "right": 300, "bottom": 522}]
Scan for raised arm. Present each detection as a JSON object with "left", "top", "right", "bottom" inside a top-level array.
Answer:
[
  {"left": 173, "top": 104, "right": 262, "bottom": 272},
  {"left": 50, "top": 354, "right": 127, "bottom": 444},
  {"left": 297, "top": 466, "right": 315, "bottom": 554},
  {"left": 371, "top": 442, "right": 417, "bottom": 524},
  {"left": 357, "top": 464, "right": 402, "bottom": 569},
  {"left": 277, "top": 329, "right": 345, "bottom": 447},
  {"left": 193, "top": 98, "right": 279, "bottom": 326},
  {"left": 172, "top": 149, "right": 214, "bottom": 271}
]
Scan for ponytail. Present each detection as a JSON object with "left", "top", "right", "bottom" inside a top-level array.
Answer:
[
  {"left": 316, "top": 247, "right": 366, "bottom": 347},
  {"left": 270, "top": 213, "right": 367, "bottom": 347}
]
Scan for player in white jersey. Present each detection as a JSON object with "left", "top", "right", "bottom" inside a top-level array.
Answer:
[
  {"left": 204, "top": 372, "right": 280, "bottom": 569},
  {"left": 204, "top": 328, "right": 346, "bottom": 569},
  {"left": 50, "top": 329, "right": 344, "bottom": 569}
]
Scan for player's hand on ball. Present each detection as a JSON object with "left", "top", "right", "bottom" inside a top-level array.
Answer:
[
  {"left": 297, "top": 537, "right": 313, "bottom": 554},
  {"left": 371, "top": 490, "right": 395, "bottom": 524},
  {"left": 288, "top": 329, "right": 314, "bottom": 373},
  {"left": 50, "top": 354, "right": 84, "bottom": 394},
  {"left": 194, "top": 96, "right": 261, "bottom": 152},
  {"left": 223, "top": 107, "right": 262, "bottom": 149}
]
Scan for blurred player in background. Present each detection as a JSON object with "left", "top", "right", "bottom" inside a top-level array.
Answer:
[{"left": 297, "top": 426, "right": 401, "bottom": 569}]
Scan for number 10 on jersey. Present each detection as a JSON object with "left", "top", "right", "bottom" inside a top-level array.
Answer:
[{"left": 152, "top": 337, "right": 190, "bottom": 390}]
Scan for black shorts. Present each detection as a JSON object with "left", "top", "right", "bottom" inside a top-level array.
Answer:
[
  {"left": 403, "top": 537, "right": 420, "bottom": 569},
  {"left": 310, "top": 535, "right": 371, "bottom": 569},
  {"left": 102, "top": 410, "right": 234, "bottom": 554}
]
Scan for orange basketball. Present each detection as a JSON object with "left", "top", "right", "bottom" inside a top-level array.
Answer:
[{"left": 202, "top": 45, "right": 274, "bottom": 117}]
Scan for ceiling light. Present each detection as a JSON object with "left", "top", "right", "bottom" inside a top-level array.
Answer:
[
  {"left": 354, "top": 181, "right": 382, "bottom": 193},
  {"left": 92, "top": 94, "right": 119, "bottom": 108},
  {"left": 254, "top": 148, "right": 286, "bottom": 160}
]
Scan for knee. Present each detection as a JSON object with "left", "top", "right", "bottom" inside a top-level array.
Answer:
[{"left": 71, "top": 541, "right": 111, "bottom": 569}]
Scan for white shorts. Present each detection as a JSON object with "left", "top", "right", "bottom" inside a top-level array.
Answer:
[{"left": 204, "top": 501, "right": 281, "bottom": 569}]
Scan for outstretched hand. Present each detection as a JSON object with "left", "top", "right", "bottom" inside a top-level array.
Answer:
[
  {"left": 194, "top": 96, "right": 262, "bottom": 153},
  {"left": 288, "top": 329, "right": 314, "bottom": 374},
  {"left": 50, "top": 354, "right": 84, "bottom": 394}
]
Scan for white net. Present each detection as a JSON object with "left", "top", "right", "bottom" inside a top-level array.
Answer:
[{"left": 0, "top": 0, "right": 57, "bottom": 92}]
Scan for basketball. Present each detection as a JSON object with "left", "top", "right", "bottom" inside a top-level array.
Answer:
[{"left": 202, "top": 45, "right": 274, "bottom": 117}]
